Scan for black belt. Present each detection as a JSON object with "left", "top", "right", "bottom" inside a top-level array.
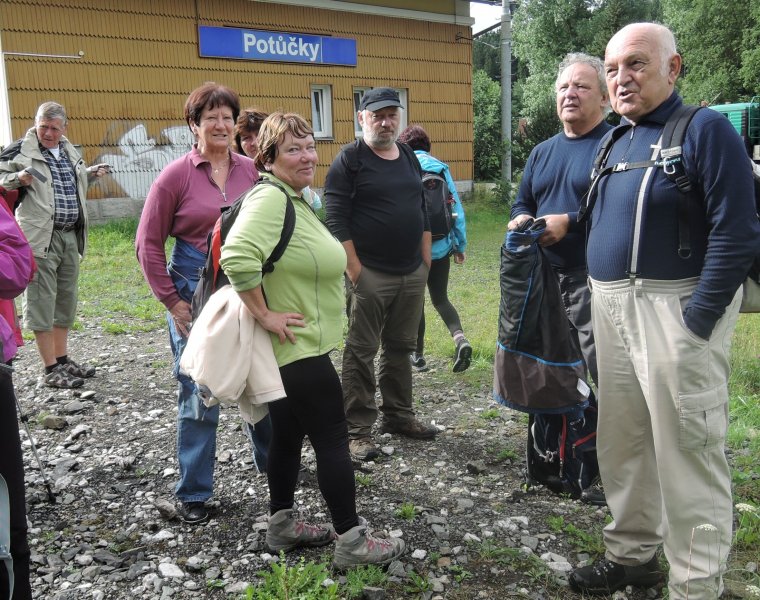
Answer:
[{"left": 54, "top": 222, "right": 78, "bottom": 232}]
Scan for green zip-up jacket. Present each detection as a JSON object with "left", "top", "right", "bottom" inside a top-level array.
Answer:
[{"left": 220, "top": 173, "right": 347, "bottom": 367}]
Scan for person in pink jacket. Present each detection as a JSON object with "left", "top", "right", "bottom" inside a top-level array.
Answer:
[{"left": 0, "top": 204, "right": 35, "bottom": 599}]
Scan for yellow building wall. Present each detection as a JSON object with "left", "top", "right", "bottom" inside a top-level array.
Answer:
[{"left": 0, "top": 0, "right": 473, "bottom": 200}]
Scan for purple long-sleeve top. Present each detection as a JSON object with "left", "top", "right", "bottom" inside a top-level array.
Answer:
[
  {"left": 135, "top": 147, "right": 257, "bottom": 310},
  {"left": 0, "top": 206, "right": 34, "bottom": 361}
]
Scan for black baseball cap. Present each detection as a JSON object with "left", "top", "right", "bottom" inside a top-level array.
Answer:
[{"left": 359, "top": 87, "right": 403, "bottom": 112}]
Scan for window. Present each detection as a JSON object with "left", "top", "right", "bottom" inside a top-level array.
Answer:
[
  {"left": 310, "top": 84, "right": 333, "bottom": 139},
  {"left": 353, "top": 87, "right": 408, "bottom": 137}
]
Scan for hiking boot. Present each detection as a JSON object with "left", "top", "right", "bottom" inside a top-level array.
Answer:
[
  {"left": 380, "top": 418, "right": 437, "bottom": 440},
  {"left": 569, "top": 555, "right": 663, "bottom": 595},
  {"left": 180, "top": 501, "right": 209, "bottom": 525},
  {"left": 580, "top": 476, "right": 607, "bottom": 507},
  {"left": 349, "top": 437, "right": 380, "bottom": 462},
  {"left": 452, "top": 338, "right": 472, "bottom": 373},
  {"left": 410, "top": 352, "right": 428, "bottom": 372},
  {"left": 61, "top": 358, "right": 96, "bottom": 378},
  {"left": 44, "top": 364, "right": 84, "bottom": 389},
  {"left": 266, "top": 508, "right": 335, "bottom": 552},
  {"left": 332, "top": 518, "right": 405, "bottom": 570}
]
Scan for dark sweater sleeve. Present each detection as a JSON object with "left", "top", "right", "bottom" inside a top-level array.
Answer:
[
  {"left": 683, "top": 113, "right": 760, "bottom": 339},
  {"left": 511, "top": 150, "right": 538, "bottom": 220},
  {"left": 324, "top": 150, "right": 355, "bottom": 242}
]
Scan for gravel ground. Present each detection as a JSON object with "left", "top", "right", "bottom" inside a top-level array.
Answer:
[{"left": 10, "top": 322, "right": 682, "bottom": 599}]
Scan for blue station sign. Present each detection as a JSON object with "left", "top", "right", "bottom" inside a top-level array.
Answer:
[{"left": 198, "top": 26, "right": 357, "bottom": 66}]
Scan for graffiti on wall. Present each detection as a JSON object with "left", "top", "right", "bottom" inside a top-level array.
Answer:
[{"left": 89, "top": 122, "right": 195, "bottom": 200}]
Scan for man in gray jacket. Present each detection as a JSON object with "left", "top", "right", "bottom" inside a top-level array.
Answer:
[{"left": 0, "top": 101, "right": 107, "bottom": 388}]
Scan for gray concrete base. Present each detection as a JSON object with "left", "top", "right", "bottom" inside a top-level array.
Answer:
[{"left": 86, "top": 196, "right": 146, "bottom": 225}]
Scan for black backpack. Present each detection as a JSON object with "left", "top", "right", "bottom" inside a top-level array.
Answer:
[
  {"left": 190, "top": 177, "right": 295, "bottom": 322},
  {"left": 421, "top": 171, "right": 455, "bottom": 240},
  {"left": 526, "top": 400, "right": 601, "bottom": 503}
]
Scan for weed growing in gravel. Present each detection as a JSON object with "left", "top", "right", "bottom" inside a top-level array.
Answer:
[
  {"left": 474, "top": 541, "right": 554, "bottom": 587},
  {"left": 546, "top": 515, "right": 605, "bottom": 556},
  {"left": 404, "top": 570, "right": 431, "bottom": 594},
  {"left": 355, "top": 473, "right": 372, "bottom": 487},
  {"left": 395, "top": 502, "right": 417, "bottom": 520},
  {"left": 343, "top": 564, "right": 387, "bottom": 598},
  {"left": 245, "top": 555, "right": 338, "bottom": 599},
  {"left": 479, "top": 408, "right": 501, "bottom": 421},
  {"left": 449, "top": 564, "right": 473, "bottom": 583},
  {"left": 206, "top": 578, "right": 225, "bottom": 589},
  {"left": 734, "top": 502, "right": 760, "bottom": 548}
]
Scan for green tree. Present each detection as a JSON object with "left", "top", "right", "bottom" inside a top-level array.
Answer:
[
  {"left": 472, "top": 69, "right": 503, "bottom": 181},
  {"left": 664, "top": 0, "right": 755, "bottom": 103}
]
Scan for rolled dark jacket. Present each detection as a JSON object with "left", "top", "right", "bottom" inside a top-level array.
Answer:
[{"left": 493, "top": 225, "right": 590, "bottom": 414}]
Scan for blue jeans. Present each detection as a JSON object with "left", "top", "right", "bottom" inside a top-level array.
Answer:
[{"left": 168, "top": 239, "right": 270, "bottom": 501}]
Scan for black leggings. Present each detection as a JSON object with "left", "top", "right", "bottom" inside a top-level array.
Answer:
[
  {"left": 267, "top": 354, "right": 359, "bottom": 535},
  {"left": 0, "top": 374, "right": 31, "bottom": 600},
  {"left": 416, "top": 255, "right": 463, "bottom": 354}
]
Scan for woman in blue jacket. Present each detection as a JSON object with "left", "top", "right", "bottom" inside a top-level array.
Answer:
[{"left": 398, "top": 125, "right": 470, "bottom": 372}]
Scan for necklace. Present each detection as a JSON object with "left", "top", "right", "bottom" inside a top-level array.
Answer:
[{"left": 211, "top": 160, "right": 229, "bottom": 175}]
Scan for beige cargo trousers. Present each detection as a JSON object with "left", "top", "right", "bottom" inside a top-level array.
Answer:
[{"left": 590, "top": 276, "right": 741, "bottom": 600}]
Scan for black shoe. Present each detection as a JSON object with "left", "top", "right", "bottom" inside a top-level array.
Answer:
[
  {"left": 580, "top": 476, "right": 607, "bottom": 507},
  {"left": 452, "top": 339, "right": 472, "bottom": 373},
  {"left": 569, "top": 555, "right": 663, "bottom": 595},
  {"left": 410, "top": 352, "right": 428, "bottom": 372},
  {"left": 181, "top": 501, "right": 209, "bottom": 525}
]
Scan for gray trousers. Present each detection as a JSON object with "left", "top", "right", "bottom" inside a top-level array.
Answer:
[
  {"left": 342, "top": 263, "right": 428, "bottom": 438},
  {"left": 556, "top": 267, "right": 597, "bottom": 385}
]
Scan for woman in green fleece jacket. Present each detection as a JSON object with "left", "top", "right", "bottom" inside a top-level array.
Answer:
[{"left": 219, "top": 113, "right": 404, "bottom": 569}]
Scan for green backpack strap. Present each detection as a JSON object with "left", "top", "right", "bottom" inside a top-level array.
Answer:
[{"left": 0, "top": 474, "right": 14, "bottom": 599}]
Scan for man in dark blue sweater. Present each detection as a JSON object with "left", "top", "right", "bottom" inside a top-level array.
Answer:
[
  {"left": 510, "top": 52, "right": 611, "bottom": 399},
  {"left": 570, "top": 23, "right": 760, "bottom": 599}
]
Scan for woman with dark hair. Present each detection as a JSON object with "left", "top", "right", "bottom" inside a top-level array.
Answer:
[
  {"left": 398, "top": 124, "right": 470, "bottom": 372},
  {"left": 136, "top": 83, "right": 257, "bottom": 524},
  {"left": 234, "top": 107, "right": 268, "bottom": 158},
  {"left": 220, "top": 112, "right": 404, "bottom": 569}
]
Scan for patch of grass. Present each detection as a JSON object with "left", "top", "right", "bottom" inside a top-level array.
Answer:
[
  {"left": 479, "top": 407, "right": 501, "bottom": 421},
  {"left": 475, "top": 541, "right": 553, "bottom": 586},
  {"left": 449, "top": 564, "right": 473, "bottom": 583},
  {"left": 206, "top": 578, "right": 225, "bottom": 590},
  {"left": 245, "top": 555, "right": 338, "bottom": 599},
  {"left": 343, "top": 564, "right": 387, "bottom": 599},
  {"left": 404, "top": 570, "right": 430, "bottom": 594},
  {"left": 547, "top": 515, "right": 605, "bottom": 556},
  {"left": 355, "top": 473, "right": 372, "bottom": 487},
  {"left": 395, "top": 502, "right": 417, "bottom": 521}
]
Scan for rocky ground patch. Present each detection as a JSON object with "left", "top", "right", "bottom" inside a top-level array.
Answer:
[{"left": 10, "top": 322, "right": 695, "bottom": 599}]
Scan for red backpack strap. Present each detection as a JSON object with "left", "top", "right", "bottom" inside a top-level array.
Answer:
[{"left": 210, "top": 218, "right": 224, "bottom": 288}]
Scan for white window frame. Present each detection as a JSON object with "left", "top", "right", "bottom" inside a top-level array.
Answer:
[
  {"left": 353, "top": 87, "right": 408, "bottom": 137},
  {"left": 310, "top": 84, "right": 333, "bottom": 139}
]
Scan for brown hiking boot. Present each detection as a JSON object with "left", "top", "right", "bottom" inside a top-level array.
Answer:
[
  {"left": 380, "top": 418, "right": 438, "bottom": 439},
  {"left": 349, "top": 437, "right": 380, "bottom": 462}
]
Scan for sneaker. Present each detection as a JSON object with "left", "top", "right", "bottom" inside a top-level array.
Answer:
[
  {"left": 349, "top": 437, "right": 380, "bottom": 462},
  {"left": 333, "top": 518, "right": 405, "bottom": 570},
  {"left": 452, "top": 338, "right": 472, "bottom": 373},
  {"left": 62, "top": 358, "right": 95, "bottom": 378},
  {"left": 266, "top": 508, "right": 335, "bottom": 552},
  {"left": 44, "top": 364, "right": 84, "bottom": 389},
  {"left": 180, "top": 501, "right": 209, "bottom": 525},
  {"left": 380, "top": 418, "right": 437, "bottom": 440},
  {"left": 410, "top": 352, "right": 428, "bottom": 372},
  {"left": 569, "top": 555, "right": 663, "bottom": 595}
]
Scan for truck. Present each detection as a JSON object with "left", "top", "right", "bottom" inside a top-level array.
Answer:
[{"left": 708, "top": 96, "right": 760, "bottom": 162}]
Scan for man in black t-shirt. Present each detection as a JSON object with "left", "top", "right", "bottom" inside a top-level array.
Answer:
[{"left": 325, "top": 87, "right": 436, "bottom": 461}]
